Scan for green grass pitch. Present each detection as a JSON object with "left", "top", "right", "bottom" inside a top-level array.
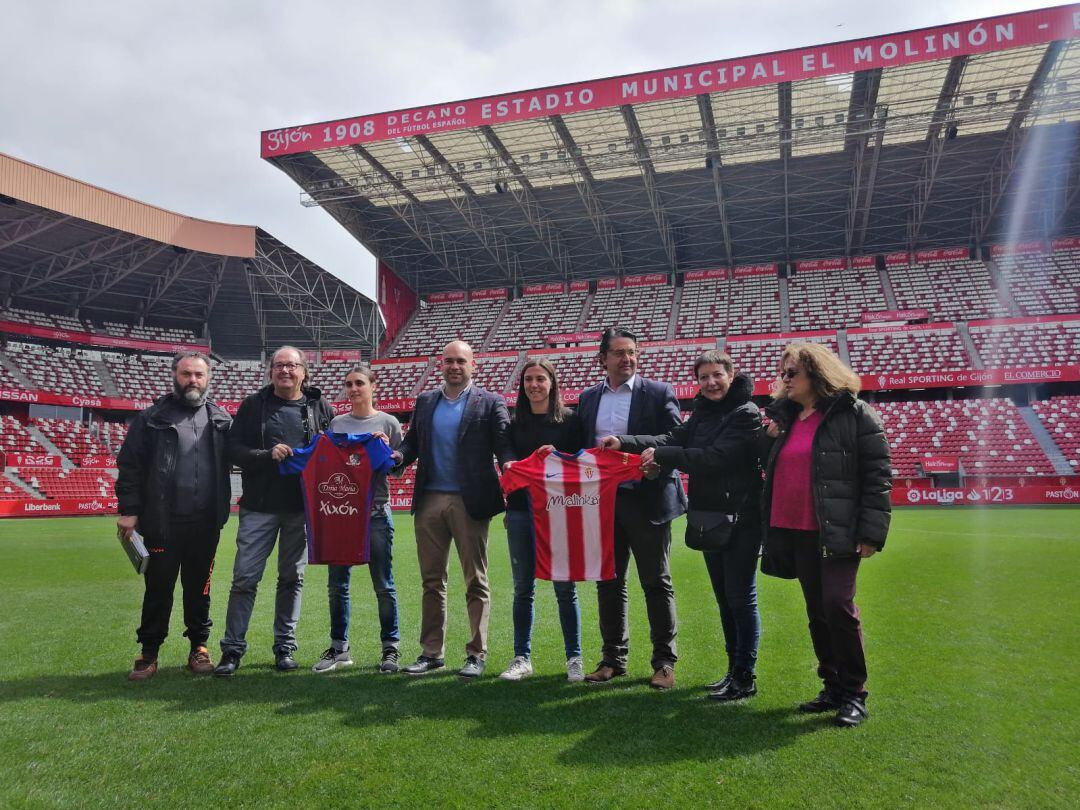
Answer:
[{"left": 0, "top": 508, "right": 1076, "bottom": 808}]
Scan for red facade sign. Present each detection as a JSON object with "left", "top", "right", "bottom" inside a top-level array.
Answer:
[
  {"left": 860, "top": 309, "right": 930, "bottom": 324},
  {"left": 263, "top": 7, "right": 1080, "bottom": 157}
]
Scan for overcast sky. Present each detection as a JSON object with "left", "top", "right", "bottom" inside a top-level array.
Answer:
[{"left": 0, "top": 0, "right": 1052, "bottom": 299}]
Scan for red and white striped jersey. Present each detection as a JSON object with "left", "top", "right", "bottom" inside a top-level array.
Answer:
[{"left": 500, "top": 446, "right": 643, "bottom": 582}]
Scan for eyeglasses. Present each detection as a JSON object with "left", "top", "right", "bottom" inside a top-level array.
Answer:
[
  {"left": 779, "top": 368, "right": 800, "bottom": 381},
  {"left": 272, "top": 362, "right": 302, "bottom": 371}
]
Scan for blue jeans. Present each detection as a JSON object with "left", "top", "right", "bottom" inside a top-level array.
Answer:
[
  {"left": 702, "top": 517, "right": 761, "bottom": 673},
  {"left": 220, "top": 509, "right": 307, "bottom": 657},
  {"left": 505, "top": 509, "right": 581, "bottom": 659},
  {"left": 327, "top": 506, "right": 399, "bottom": 651}
]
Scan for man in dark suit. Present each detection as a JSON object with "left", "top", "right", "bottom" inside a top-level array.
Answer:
[
  {"left": 396, "top": 340, "right": 513, "bottom": 678},
  {"left": 583, "top": 327, "right": 686, "bottom": 689}
]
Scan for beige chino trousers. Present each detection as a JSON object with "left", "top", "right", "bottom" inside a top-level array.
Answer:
[{"left": 414, "top": 492, "right": 491, "bottom": 659}]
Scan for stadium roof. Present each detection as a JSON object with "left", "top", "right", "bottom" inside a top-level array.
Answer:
[
  {"left": 0, "top": 153, "right": 381, "bottom": 358},
  {"left": 264, "top": 4, "right": 1080, "bottom": 294}
]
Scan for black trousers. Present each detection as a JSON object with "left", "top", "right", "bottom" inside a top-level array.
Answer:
[
  {"left": 136, "top": 517, "right": 221, "bottom": 657},
  {"left": 596, "top": 490, "right": 677, "bottom": 671}
]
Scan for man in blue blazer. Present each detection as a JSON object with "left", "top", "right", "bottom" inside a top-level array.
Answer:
[
  {"left": 582, "top": 327, "right": 687, "bottom": 689},
  {"left": 396, "top": 340, "right": 513, "bottom": 679}
]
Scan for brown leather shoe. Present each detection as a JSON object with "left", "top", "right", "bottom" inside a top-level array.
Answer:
[
  {"left": 186, "top": 646, "right": 214, "bottom": 674},
  {"left": 649, "top": 665, "right": 675, "bottom": 690},
  {"left": 128, "top": 655, "right": 158, "bottom": 682},
  {"left": 584, "top": 664, "right": 626, "bottom": 683}
]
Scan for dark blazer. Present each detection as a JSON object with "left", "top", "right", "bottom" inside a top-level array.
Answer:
[
  {"left": 577, "top": 375, "right": 687, "bottom": 524},
  {"left": 398, "top": 384, "right": 513, "bottom": 520}
]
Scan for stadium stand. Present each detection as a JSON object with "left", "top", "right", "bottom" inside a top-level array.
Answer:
[
  {"left": 369, "top": 359, "right": 430, "bottom": 400},
  {"left": 787, "top": 266, "right": 887, "bottom": 331},
  {"left": 486, "top": 288, "right": 589, "bottom": 351},
  {"left": 1031, "top": 396, "right": 1080, "bottom": 472},
  {"left": 876, "top": 399, "right": 1055, "bottom": 477},
  {"left": 639, "top": 342, "right": 716, "bottom": 385},
  {"left": 995, "top": 251, "right": 1080, "bottom": 316},
  {"left": 675, "top": 276, "right": 727, "bottom": 339},
  {"left": 104, "top": 354, "right": 172, "bottom": 401},
  {"left": 727, "top": 273, "right": 782, "bottom": 335},
  {"left": 98, "top": 321, "right": 200, "bottom": 343},
  {"left": 0, "top": 415, "right": 48, "bottom": 455},
  {"left": 725, "top": 333, "right": 839, "bottom": 383},
  {"left": 969, "top": 319, "right": 1080, "bottom": 368},
  {"left": 14, "top": 466, "right": 117, "bottom": 499},
  {"left": 391, "top": 297, "right": 504, "bottom": 356},
  {"left": 847, "top": 326, "right": 972, "bottom": 376},
  {"left": 31, "top": 418, "right": 111, "bottom": 466},
  {"left": 533, "top": 349, "right": 604, "bottom": 392},
  {"left": 887, "top": 258, "right": 1010, "bottom": 322},
  {"left": 97, "top": 421, "right": 128, "bottom": 454},
  {"left": 212, "top": 360, "right": 266, "bottom": 401},
  {"left": 4, "top": 343, "right": 112, "bottom": 396},
  {"left": 584, "top": 283, "right": 674, "bottom": 342},
  {"left": 4, "top": 307, "right": 85, "bottom": 331},
  {"left": 421, "top": 353, "right": 520, "bottom": 394}
]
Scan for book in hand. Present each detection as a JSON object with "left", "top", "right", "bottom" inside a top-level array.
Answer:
[{"left": 119, "top": 529, "right": 150, "bottom": 574}]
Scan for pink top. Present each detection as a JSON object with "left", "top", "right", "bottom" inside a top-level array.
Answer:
[{"left": 770, "top": 409, "right": 823, "bottom": 532}]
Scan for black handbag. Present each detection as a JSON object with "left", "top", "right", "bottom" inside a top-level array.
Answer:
[
  {"left": 760, "top": 539, "right": 797, "bottom": 579},
  {"left": 684, "top": 510, "right": 737, "bottom": 551}
]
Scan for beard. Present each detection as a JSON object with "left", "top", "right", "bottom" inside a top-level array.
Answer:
[{"left": 174, "top": 380, "right": 208, "bottom": 408}]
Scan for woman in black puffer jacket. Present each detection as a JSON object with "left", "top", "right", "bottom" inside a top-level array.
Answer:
[
  {"left": 761, "top": 341, "right": 891, "bottom": 729},
  {"left": 605, "top": 350, "right": 763, "bottom": 701}
]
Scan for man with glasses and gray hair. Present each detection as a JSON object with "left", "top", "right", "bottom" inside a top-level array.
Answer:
[
  {"left": 214, "top": 346, "right": 335, "bottom": 676},
  {"left": 116, "top": 352, "right": 233, "bottom": 681}
]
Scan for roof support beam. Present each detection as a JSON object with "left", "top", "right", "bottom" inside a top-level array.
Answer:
[
  {"left": 15, "top": 232, "right": 143, "bottom": 295},
  {"left": 549, "top": 116, "right": 623, "bottom": 273},
  {"left": 480, "top": 125, "right": 573, "bottom": 280},
  {"left": 844, "top": 69, "right": 884, "bottom": 255},
  {"left": 620, "top": 105, "right": 678, "bottom": 273},
  {"left": 0, "top": 212, "right": 69, "bottom": 251},
  {"left": 351, "top": 145, "right": 466, "bottom": 286},
  {"left": 413, "top": 135, "right": 520, "bottom": 285},
  {"left": 971, "top": 41, "right": 1067, "bottom": 246},
  {"left": 251, "top": 240, "right": 378, "bottom": 343},
  {"left": 143, "top": 251, "right": 197, "bottom": 313},
  {"left": 203, "top": 255, "right": 229, "bottom": 324},
  {"left": 778, "top": 82, "right": 793, "bottom": 260},
  {"left": 696, "top": 94, "right": 734, "bottom": 268},
  {"left": 907, "top": 56, "right": 968, "bottom": 250},
  {"left": 79, "top": 242, "right": 171, "bottom": 306}
]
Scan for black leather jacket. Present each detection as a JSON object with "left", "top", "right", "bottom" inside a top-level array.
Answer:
[{"left": 115, "top": 395, "right": 233, "bottom": 539}]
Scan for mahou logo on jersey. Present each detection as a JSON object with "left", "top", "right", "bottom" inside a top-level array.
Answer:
[{"left": 318, "top": 472, "right": 359, "bottom": 499}]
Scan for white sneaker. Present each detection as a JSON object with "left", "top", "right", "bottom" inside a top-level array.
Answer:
[
  {"left": 311, "top": 647, "right": 353, "bottom": 673},
  {"left": 566, "top": 656, "right": 585, "bottom": 683},
  {"left": 498, "top": 655, "right": 533, "bottom": 681}
]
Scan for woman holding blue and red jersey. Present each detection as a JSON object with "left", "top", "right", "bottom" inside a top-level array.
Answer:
[
  {"left": 761, "top": 342, "right": 891, "bottom": 728},
  {"left": 311, "top": 365, "right": 403, "bottom": 675},
  {"left": 498, "top": 359, "right": 586, "bottom": 683}
]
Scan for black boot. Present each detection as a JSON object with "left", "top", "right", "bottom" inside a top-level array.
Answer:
[
  {"left": 705, "top": 662, "right": 733, "bottom": 692},
  {"left": 709, "top": 667, "right": 757, "bottom": 701}
]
